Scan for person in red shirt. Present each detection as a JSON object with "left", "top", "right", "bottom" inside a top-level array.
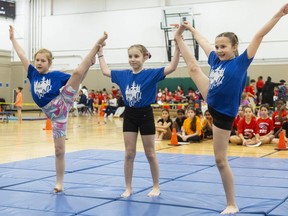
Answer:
[
  {"left": 256, "top": 76, "right": 264, "bottom": 104},
  {"left": 177, "top": 85, "right": 184, "bottom": 96},
  {"left": 230, "top": 106, "right": 261, "bottom": 146},
  {"left": 245, "top": 79, "right": 256, "bottom": 97},
  {"left": 231, "top": 106, "right": 244, "bottom": 135},
  {"left": 112, "top": 86, "right": 119, "bottom": 98},
  {"left": 257, "top": 104, "right": 274, "bottom": 144},
  {"left": 272, "top": 99, "right": 287, "bottom": 137},
  {"left": 245, "top": 79, "right": 256, "bottom": 110},
  {"left": 98, "top": 91, "right": 105, "bottom": 105}
]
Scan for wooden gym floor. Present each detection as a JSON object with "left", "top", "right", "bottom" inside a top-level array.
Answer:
[{"left": 0, "top": 112, "right": 287, "bottom": 165}]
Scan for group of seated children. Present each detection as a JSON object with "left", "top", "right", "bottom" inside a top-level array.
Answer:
[
  {"left": 155, "top": 99, "right": 288, "bottom": 147},
  {"left": 229, "top": 99, "right": 287, "bottom": 147},
  {"left": 155, "top": 106, "right": 213, "bottom": 143}
]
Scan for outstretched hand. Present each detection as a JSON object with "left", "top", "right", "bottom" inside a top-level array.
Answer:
[
  {"left": 278, "top": 3, "right": 288, "bottom": 16},
  {"left": 175, "top": 23, "right": 186, "bottom": 38},
  {"left": 281, "top": 4, "right": 288, "bottom": 16},
  {"left": 181, "top": 21, "right": 194, "bottom": 31}
]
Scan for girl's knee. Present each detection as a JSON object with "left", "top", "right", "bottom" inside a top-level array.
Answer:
[
  {"left": 55, "top": 147, "right": 65, "bottom": 158},
  {"left": 215, "top": 157, "right": 228, "bottom": 169},
  {"left": 145, "top": 150, "right": 157, "bottom": 161},
  {"left": 125, "top": 151, "right": 136, "bottom": 161}
]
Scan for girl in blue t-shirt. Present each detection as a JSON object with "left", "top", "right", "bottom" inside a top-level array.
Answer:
[
  {"left": 9, "top": 25, "right": 108, "bottom": 193},
  {"left": 97, "top": 42, "right": 180, "bottom": 198},
  {"left": 174, "top": 4, "right": 288, "bottom": 214}
]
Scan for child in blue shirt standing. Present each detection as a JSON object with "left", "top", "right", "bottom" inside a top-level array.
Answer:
[
  {"left": 9, "top": 25, "right": 108, "bottom": 193},
  {"left": 97, "top": 42, "right": 180, "bottom": 198},
  {"left": 174, "top": 4, "right": 288, "bottom": 214}
]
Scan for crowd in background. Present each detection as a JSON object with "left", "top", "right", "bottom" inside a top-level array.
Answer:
[{"left": 153, "top": 76, "right": 288, "bottom": 147}]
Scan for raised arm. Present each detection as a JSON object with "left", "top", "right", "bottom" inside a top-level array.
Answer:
[
  {"left": 247, "top": 4, "right": 288, "bottom": 59},
  {"left": 181, "top": 21, "right": 213, "bottom": 57},
  {"left": 97, "top": 45, "right": 111, "bottom": 77},
  {"left": 9, "top": 25, "right": 29, "bottom": 71},
  {"left": 164, "top": 41, "right": 180, "bottom": 76}
]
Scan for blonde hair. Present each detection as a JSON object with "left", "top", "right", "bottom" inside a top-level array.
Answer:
[
  {"left": 128, "top": 44, "right": 151, "bottom": 59},
  {"left": 34, "top": 48, "right": 53, "bottom": 65}
]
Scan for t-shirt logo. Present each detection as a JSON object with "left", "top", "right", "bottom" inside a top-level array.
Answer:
[
  {"left": 34, "top": 77, "right": 52, "bottom": 99},
  {"left": 125, "top": 81, "right": 141, "bottom": 106},
  {"left": 259, "top": 122, "right": 268, "bottom": 134},
  {"left": 209, "top": 66, "right": 225, "bottom": 90}
]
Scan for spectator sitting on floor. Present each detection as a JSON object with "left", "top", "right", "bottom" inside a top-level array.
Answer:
[
  {"left": 104, "top": 93, "right": 118, "bottom": 117},
  {"left": 177, "top": 106, "right": 202, "bottom": 143},
  {"left": 231, "top": 106, "right": 244, "bottom": 136},
  {"left": 257, "top": 104, "right": 275, "bottom": 144},
  {"left": 229, "top": 106, "right": 261, "bottom": 146},
  {"left": 155, "top": 109, "right": 173, "bottom": 141},
  {"left": 71, "top": 90, "right": 87, "bottom": 117},
  {"left": 272, "top": 99, "right": 287, "bottom": 138},
  {"left": 202, "top": 110, "right": 213, "bottom": 139},
  {"left": 114, "top": 93, "right": 125, "bottom": 117},
  {"left": 173, "top": 109, "right": 187, "bottom": 133}
]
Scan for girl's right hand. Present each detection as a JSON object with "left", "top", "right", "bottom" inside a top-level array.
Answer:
[{"left": 181, "top": 21, "right": 194, "bottom": 31}]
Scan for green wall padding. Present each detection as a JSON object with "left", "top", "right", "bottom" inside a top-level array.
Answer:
[{"left": 158, "top": 77, "right": 197, "bottom": 94}]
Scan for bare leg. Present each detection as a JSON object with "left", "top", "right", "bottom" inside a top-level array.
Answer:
[
  {"left": 17, "top": 109, "right": 22, "bottom": 123},
  {"left": 175, "top": 29, "right": 209, "bottom": 101},
  {"left": 229, "top": 135, "right": 242, "bottom": 145},
  {"left": 213, "top": 126, "right": 239, "bottom": 214},
  {"left": 141, "top": 134, "right": 160, "bottom": 197},
  {"left": 67, "top": 32, "right": 108, "bottom": 91},
  {"left": 54, "top": 136, "right": 66, "bottom": 192},
  {"left": 122, "top": 132, "right": 138, "bottom": 198}
]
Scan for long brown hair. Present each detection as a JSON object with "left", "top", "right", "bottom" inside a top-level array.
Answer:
[{"left": 186, "top": 106, "right": 197, "bottom": 132}]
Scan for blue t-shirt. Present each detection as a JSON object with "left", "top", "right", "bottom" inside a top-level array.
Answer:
[
  {"left": 111, "top": 68, "right": 165, "bottom": 108},
  {"left": 27, "top": 64, "right": 71, "bottom": 107},
  {"left": 207, "top": 50, "right": 253, "bottom": 117}
]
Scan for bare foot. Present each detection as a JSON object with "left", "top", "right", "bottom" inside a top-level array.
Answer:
[
  {"left": 147, "top": 187, "right": 161, "bottom": 197},
  {"left": 220, "top": 205, "right": 239, "bottom": 214},
  {"left": 53, "top": 184, "right": 64, "bottom": 193},
  {"left": 121, "top": 189, "right": 132, "bottom": 198},
  {"left": 97, "top": 31, "right": 108, "bottom": 46}
]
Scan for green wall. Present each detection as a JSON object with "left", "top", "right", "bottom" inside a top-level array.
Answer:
[{"left": 158, "top": 77, "right": 197, "bottom": 94}]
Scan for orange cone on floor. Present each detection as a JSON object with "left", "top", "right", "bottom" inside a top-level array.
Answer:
[
  {"left": 169, "top": 128, "right": 179, "bottom": 146},
  {"left": 43, "top": 118, "right": 52, "bottom": 130},
  {"left": 99, "top": 104, "right": 105, "bottom": 117},
  {"left": 275, "top": 130, "right": 288, "bottom": 150}
]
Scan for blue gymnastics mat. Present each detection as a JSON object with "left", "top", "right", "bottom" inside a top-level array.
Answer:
[{"left": 0, "top": 149, "right": 287, "bottom": 216}]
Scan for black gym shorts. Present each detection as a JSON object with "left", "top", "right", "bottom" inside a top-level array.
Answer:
[
  {"left": 208, "top": 105, "right": 235, "bottom": 131},
  {"left": 123, "top": 106, "right": 155, "bottom": 135}
]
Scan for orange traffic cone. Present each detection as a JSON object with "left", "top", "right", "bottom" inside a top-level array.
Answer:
[
  {"left": 99, "top": 104, "right": 106, "bottom": 117},
  {"left": 169, "top": 128, "right": 180, "bottom": 146},
  {"left": 43, "top": 118, "right": 52, "bottom": 130},
  {"left": 275, "top": 130, "right": 288, "bottom": 150}
]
